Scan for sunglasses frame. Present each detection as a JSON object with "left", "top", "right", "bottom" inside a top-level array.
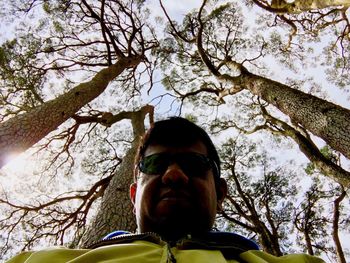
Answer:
[{"left": 138, "top": 152, "right": 219, "bottom": 178}]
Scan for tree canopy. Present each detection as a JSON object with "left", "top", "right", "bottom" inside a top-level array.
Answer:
[{"left": 0, "top": 0, "right": 349, "bottom": 262}]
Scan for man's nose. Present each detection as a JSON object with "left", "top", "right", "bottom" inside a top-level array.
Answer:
[{"left": 162, "top": 163, "right": 189, "bottom": 186}]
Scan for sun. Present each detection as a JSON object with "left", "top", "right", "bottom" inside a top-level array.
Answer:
[{"left": 2, "top": 152, "right": 37, "bottom": 175}]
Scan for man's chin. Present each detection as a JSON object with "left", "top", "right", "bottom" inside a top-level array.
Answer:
[
  {"left": 154, "top": 222, "right": 194, "bottom": 241},
  {"left": 155, "top": 199, "right": 193, "bottom": 216},
  {"left": 150, "top": 213, "right": 204, "bottom": 241},
  {"left": 155, "top": 222, "right": 212, "bottom": 242}
]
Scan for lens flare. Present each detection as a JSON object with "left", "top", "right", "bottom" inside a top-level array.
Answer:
[{"left": 2, "top": 153, "right": 36, "bottom": 175}]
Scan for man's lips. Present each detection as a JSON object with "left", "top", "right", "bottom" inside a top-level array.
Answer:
[{"left": 159, "top": 190, "right": 191, "bottom": 201}]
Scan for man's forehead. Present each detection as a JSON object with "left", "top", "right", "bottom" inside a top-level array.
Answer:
[{"left": 144, "top": 141, "right": 208, "bottom": 157}]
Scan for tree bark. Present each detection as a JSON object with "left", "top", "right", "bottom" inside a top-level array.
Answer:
[
  {"left": 253, "top": 0, "right": 350, "bottom": 14},
  {"left": 77, "top": 106, "right": 153, "bottom": 248},
  {"left": 304, "top": 229, "right": 314, "bottom": 255},
  {"left": 332, "top": 188, "right": 346, "bottom": 263},
  {"left": 195, "top": 14, "right": 350, "bottom": 161},
  {"left": 239, "top": 70, "right": 350, "bottom": 160},
  {"left": 77, "top": 144, "right": 138, "bottom": 247},
  {"left": 283, "top": 0, "right": 350, "bottom": 13},
  {"left": 0, "top": 56, "right": 142, "bottom": 168}
]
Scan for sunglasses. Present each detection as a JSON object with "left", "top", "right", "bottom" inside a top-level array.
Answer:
[{"left": 138, "top": 152, "right": 219, "bottom": 178}]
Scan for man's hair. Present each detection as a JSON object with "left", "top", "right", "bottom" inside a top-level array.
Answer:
[{"left": 135, "top": 117, "right": 221, "bottom": 180}]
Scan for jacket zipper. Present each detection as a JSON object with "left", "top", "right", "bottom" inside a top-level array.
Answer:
[
  {"left": 166, "top": 242, "right": 177, "bottom": 263},
  {"left": 88, "top": 232, "right": 164, "bottom": 249}
]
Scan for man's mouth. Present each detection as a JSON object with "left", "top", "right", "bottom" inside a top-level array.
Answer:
[{"left": 159, "top": 191, "right": 190, "bottom": 201}]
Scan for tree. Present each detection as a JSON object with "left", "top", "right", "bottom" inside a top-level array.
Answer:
[
  {"left": 294, "top": 181, "right": 331, "bottom": 256},
  {"left": 0, "top": 58, "right": 142, "bottom": 168},
  {"left": 332, "top": 186, "right": 347, "bottom": 263},
  {"left": 293, "top": 179, "right": 349, "bottom": 262},
  {"left": 303, "top": 147, "right": 349, "bottom": 262},
  {"left": 218, "top": 137, "right": 297, "bottom": 256},
  {"left": 216, "top": 135, "right": 349, "bottom": 261},
  {"left": 77, "top": 105, "right": 154, "bottom": 247},
  {"left": 0, "top": 0, "right": 157, "bottom": 258},
  {"left": 251, "top": 0, "right": 350, "bottom": 14},
  {"left": 0, "top": 105, "right": 154, "bottom": 254},
  {"left": 0, "top": 0, "right": 158, "bottom": 168},
  {"left": 249, "top": 0, "right": 350, "bottom": 86},
  {"left": 159, "top": 0, "right": 350, "bottom": 181},
  {"left": 254, "top": 103, "right": 350, "bottom": 187}
]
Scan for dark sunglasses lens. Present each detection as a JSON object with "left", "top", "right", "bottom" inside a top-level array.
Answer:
[
  {"left": 177, "top": 153, "right": 211, "bottom": 176},
  {"left": 139, "top": 154, "right": 168, "bottom": 174},
  {"left": 139, "top": 153, "right": 213, "bottom": 176}
]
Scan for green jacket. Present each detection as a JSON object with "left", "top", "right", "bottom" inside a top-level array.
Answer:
[{"left": 7, "top": 232, "right": 325, "bottom": 263}]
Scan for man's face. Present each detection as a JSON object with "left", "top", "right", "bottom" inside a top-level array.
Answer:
[{"left": 130, "top": 141, "right": 227, "bottom": 240}]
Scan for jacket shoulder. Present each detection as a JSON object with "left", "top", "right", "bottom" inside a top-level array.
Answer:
[
  {"left": 6, "top": 247, "right": 89, "bottom": 263},
  {"left": 240, "top": 250, "right": 326, "bottom": 263}
]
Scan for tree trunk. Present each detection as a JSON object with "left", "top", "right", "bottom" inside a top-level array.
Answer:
[
  {"left": 0, "top": 56, "right": 142, "bottom": 168},
  {"left": 253, "top": 0, "right": 350, "bottom": 14},
  {"left": 285, "top": 0, "right": 350, "bottom": 13},
  {"left": 257, "top": 224, "right": 283, "bottom": 256},
  {"left": 77, "top": 106, "right": 153, "bottom": 248},
  {"left": 304, "top": 230, "right": 314, "bottom": 255},
  {"left": 196, "top": 21, "right": 350, "bottom": 160},
  {"left": 332, "top": 189, "right": 347, "bottom": 263},
  {"left": 240, "top": 70, "right": 350, "bottom": 160},
  {"left": 77, "top": 144, "right": 138, "bottom": 247},
  {"left": 261, "top": 108, "right": 350, "bottom": 187}
]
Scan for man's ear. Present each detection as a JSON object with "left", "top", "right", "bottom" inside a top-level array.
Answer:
[
  {"left": 130, "top": 183, "right": 137, "bottom": 207},
  {"left": 216, "top": 178, "right": 227, "bottom": 212}
]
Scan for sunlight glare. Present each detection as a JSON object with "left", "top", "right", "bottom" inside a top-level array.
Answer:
[{"left": 2, "top": 153, "right": 36, "bottom": 175}]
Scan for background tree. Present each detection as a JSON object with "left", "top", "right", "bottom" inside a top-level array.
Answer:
[
  {"left": 215, "top": 135, "right": 349, "bottom": 261},
  {"left": 77, "top": 105, "right": 154, "bottom": 247},
  {"left": 159, "top": 0, "right": 350, "bottom": 184},
  {"left": 0, "top": 0, "right": 158, "bottom": 167},
  {"left": 218, "top": 137, "right": 297, "bottom": 256},
  {"left": 249, "top": 0, "right": 350, "bottom": 89},
  {"left": 0, "top": 0, "right": 157, "bottom": 257},
  {"left": 293, "top": 181, "right": 331, "bottom": 256}
]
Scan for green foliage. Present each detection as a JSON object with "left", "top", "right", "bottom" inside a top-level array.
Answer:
[
  {"left": 53, "top": 20, "right": 64, "bottom": 33},
  {"left": 207, "top": 3, "right": 231, "bottom": 20},
  {"left": 42, "top": 0, "right": 71, "bottom": 14},
  {"left": 184, "top": 114, "right": 198, "bottom": 123},
  {"left": 305, "top": 162, "right": 315, "bottom": 175},
  {"left": 217, "top": 135, "right": 347, "bottom": 258},
  {"left": 0, "top": 36, "right": 45, "bottom": 118},
  {"left": 304, "top": 146, "right": 338, "bottom": 175},
  {"left": 320, "top": 145, "right": 335, "bottom": 160}
]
